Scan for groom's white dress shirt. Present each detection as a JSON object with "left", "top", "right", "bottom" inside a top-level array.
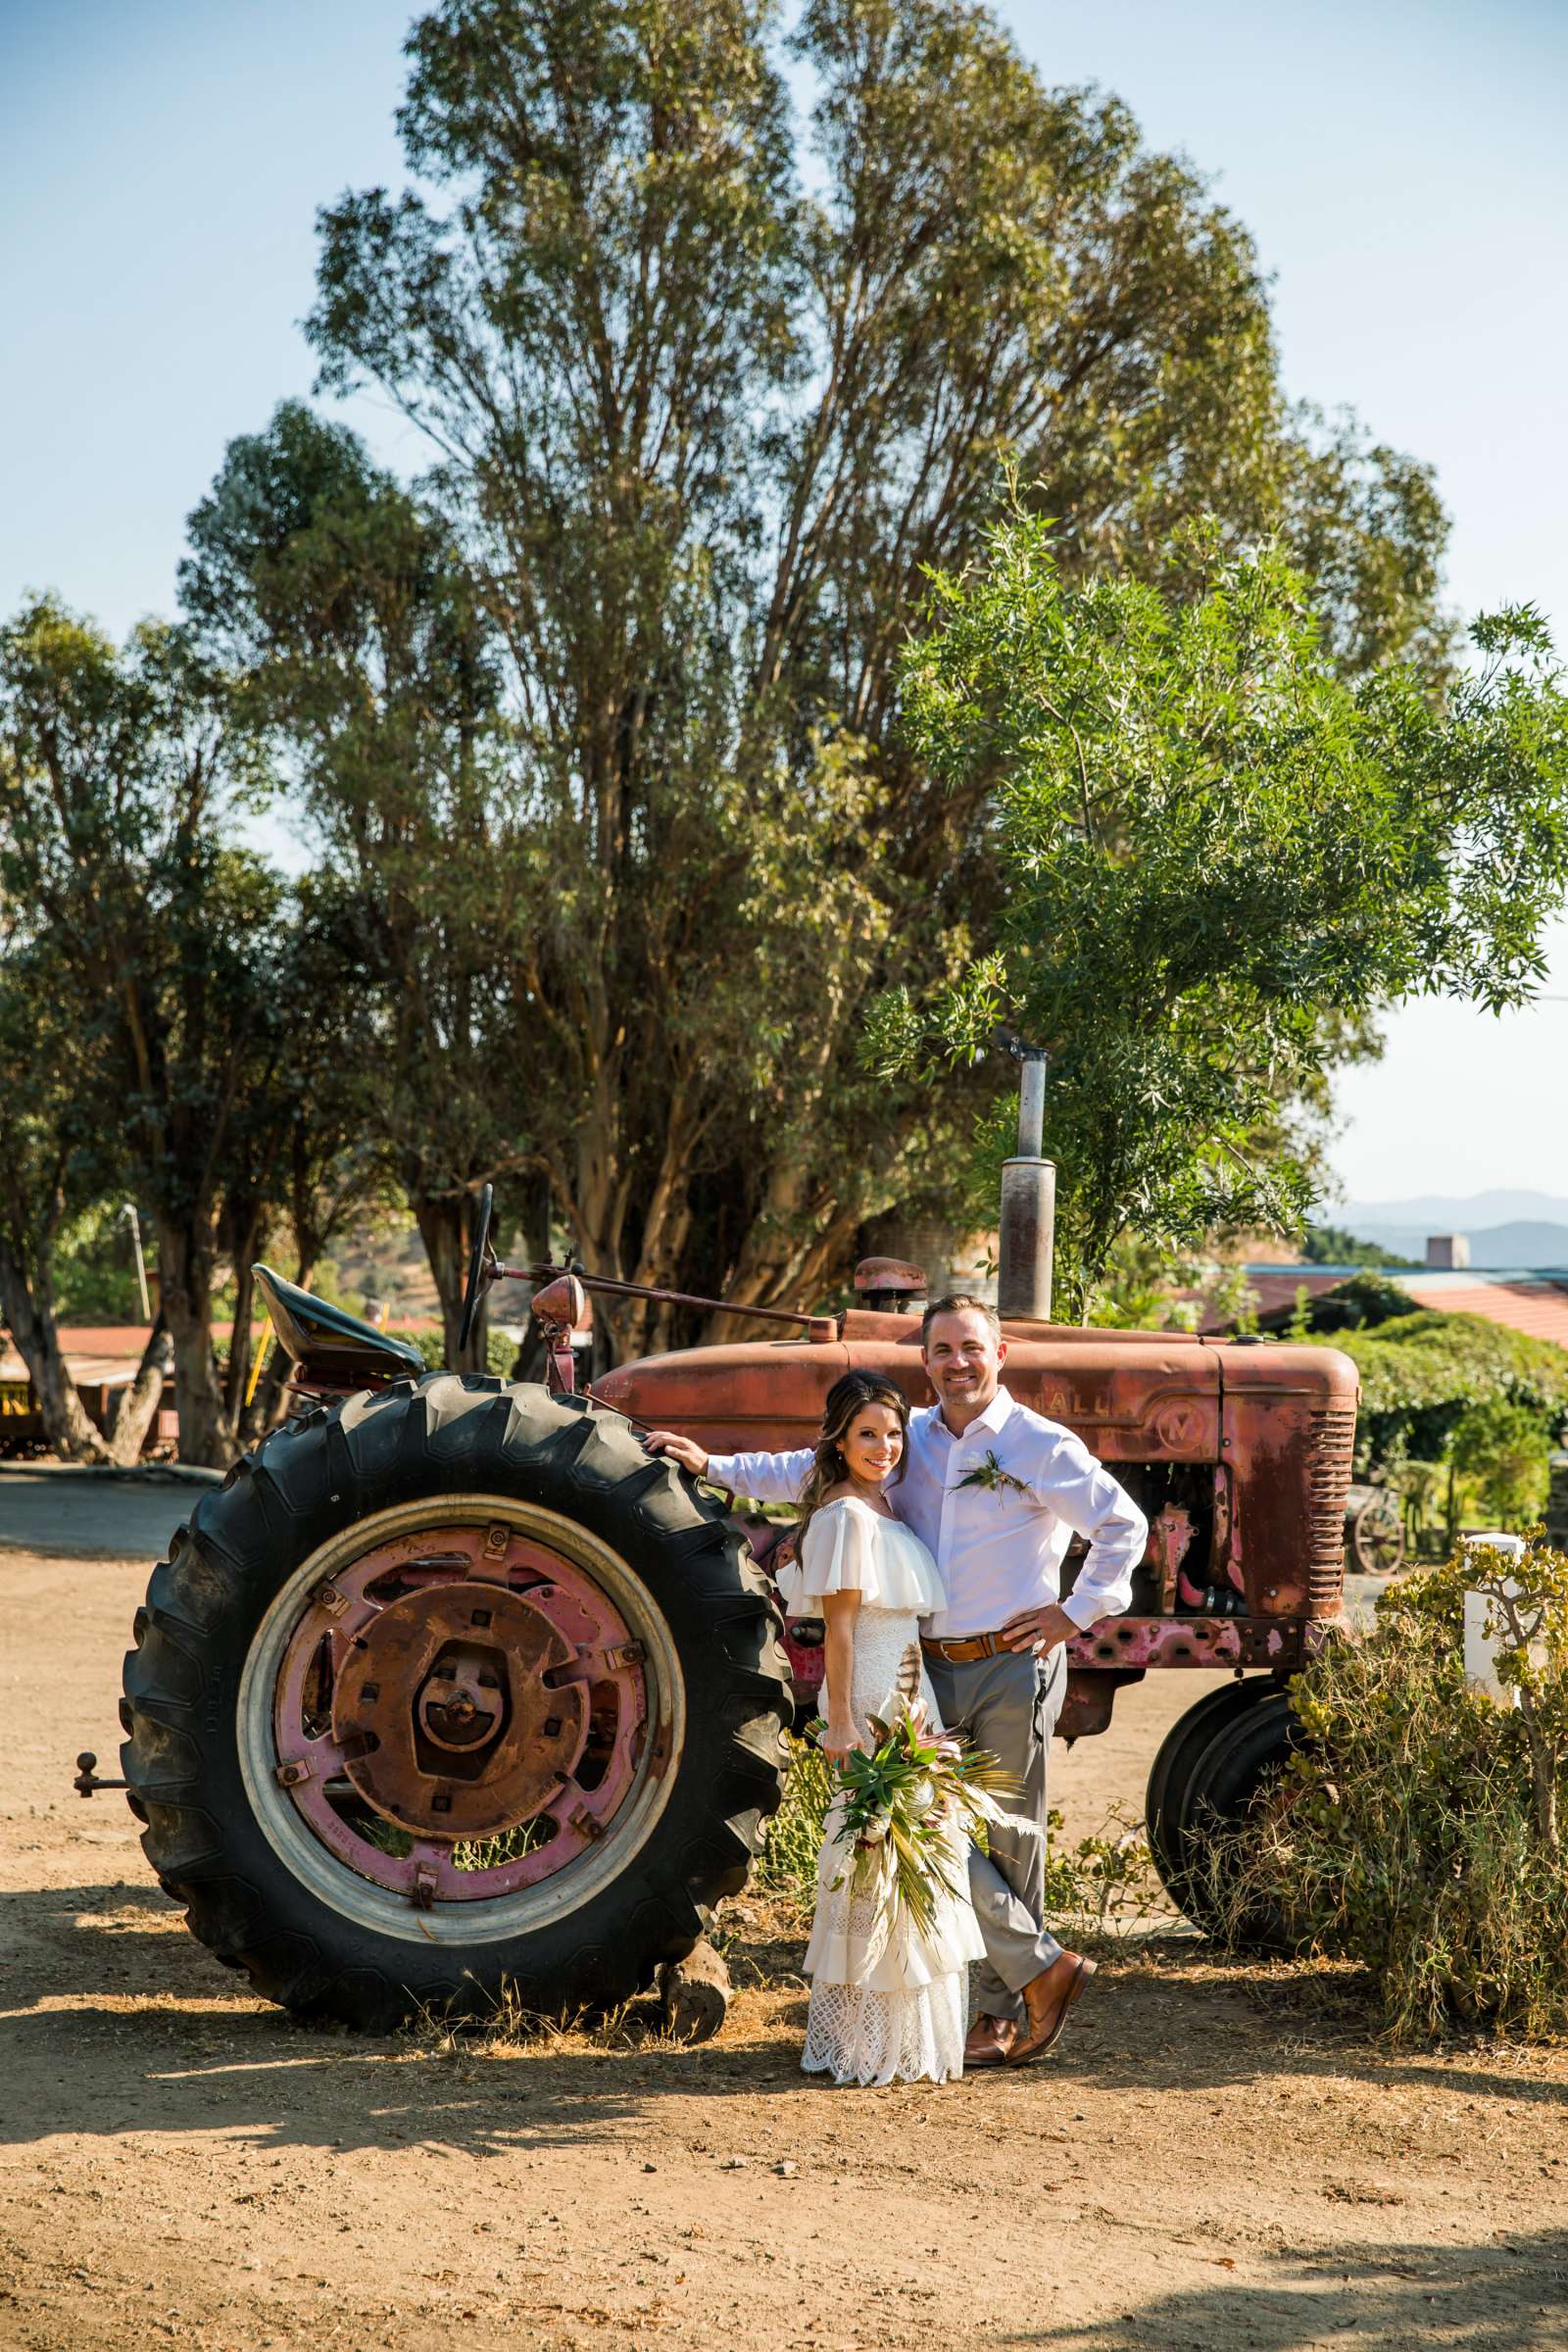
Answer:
[{"left": 708, "top": 1384, "right": 1149, "bottom": 1639}]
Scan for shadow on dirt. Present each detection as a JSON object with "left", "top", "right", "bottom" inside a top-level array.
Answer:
[
  {"left": 1009, "top": 2225, "right": 1568, "bottom": 2350},
  {"left": 1077, "top": 1933, "right": 1568, "bottom": 2114},
  {"left": 1, "top": 1877, "right": 220, "bottom": 2001},
  {"left": 5, "top": 1881, "right": 1566, "bottom": 2175}
]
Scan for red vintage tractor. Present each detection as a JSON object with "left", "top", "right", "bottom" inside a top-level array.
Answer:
[{"left": 110, "top": 1130, "right": 1356, "bottom": 2031}]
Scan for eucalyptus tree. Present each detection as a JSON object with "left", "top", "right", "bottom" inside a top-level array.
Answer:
[
  {"left": 225, "top": 0, "right": 1452, "bottom": 1339},
  {"left": 182, "top": 404, "right": 528, "bottom": 1366},
  {"left": 0, "top": 965, "right": 142, "bottom": 1460}
]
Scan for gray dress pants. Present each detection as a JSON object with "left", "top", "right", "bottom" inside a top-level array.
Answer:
[{"left": 922, "top": 1642, "right": 1066, "bottom": 2020}]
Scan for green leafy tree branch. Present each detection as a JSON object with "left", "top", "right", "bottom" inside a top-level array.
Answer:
[{"left": 870, "top": 509, "right": 1568, "bottom": 1315}]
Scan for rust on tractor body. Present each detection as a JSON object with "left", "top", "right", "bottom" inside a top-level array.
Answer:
[{"left": 333, "top": 1582, "right": 586, "bottom": 1838}]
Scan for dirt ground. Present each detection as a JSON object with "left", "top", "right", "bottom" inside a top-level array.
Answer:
[{"left": 6, "top": 1544, "right": 1568, "bottom": 2352}]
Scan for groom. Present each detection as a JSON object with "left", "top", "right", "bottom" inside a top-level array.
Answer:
[{"left": 648, "top": 1296, "right": 1149, "bottom": 2068}]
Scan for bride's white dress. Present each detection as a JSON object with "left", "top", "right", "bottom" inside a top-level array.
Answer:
[{"left": 778, "top": 1496, "right": 985, "bottom": 2086}]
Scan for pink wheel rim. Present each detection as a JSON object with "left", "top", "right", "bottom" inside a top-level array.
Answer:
[{"left": 270, "top": 1518, "right": 650, "bottom": 1904}]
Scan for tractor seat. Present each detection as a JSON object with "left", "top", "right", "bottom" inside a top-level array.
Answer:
[{"left": 253, "top": 1265, "right": 426, "bottom": 1380}]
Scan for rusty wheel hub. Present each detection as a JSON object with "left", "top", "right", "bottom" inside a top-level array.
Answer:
[
  {"left": 334, "top": 1584, "right": 586, "bottom": 1839},
  {"left": 269, "top": 1516, "right": 653, "bottom": 1906}
]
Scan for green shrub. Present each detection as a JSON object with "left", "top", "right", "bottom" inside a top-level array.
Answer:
[
  {"left": 1317, "top": 1311, "right": 1568, "bottom": 1474},
  {"left": 1446, "top": 1399, "right": 1553, "bottom": 1527},
  {"left": 404, "top": 1326, "right": 517, "bottom": 1377},
  {"left": 1040, "top": 1808, "right": 1157, "bottom": 1932},
  {"left": 1309, "top": 1272, "right": 1421, "bottom": 1332},
  {"left": 755, "top": 1734, "right": 834, "bottom": 1906},
  {"left": 755, "top": 1735, "right": 1156, "bottom": 1936},
  {"left": 1218, "top": 1542, "right": 1568, "bottom": 2039}
]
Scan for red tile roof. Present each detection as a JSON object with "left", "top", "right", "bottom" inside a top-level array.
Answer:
[
  {"left": 1233, "top": 1272, "right": 1349, "bottom": 1324},
  {"left": 46, "top": 1325, "right": 159, "bottom": 1356},
  {"left": 1186, "top": 1270, "right": 1350, "bottom": 1332}
]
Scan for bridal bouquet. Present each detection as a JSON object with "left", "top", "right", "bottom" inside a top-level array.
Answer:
[{"left": 821, "top": 1642, "right": 1035, "bottom": 1956}]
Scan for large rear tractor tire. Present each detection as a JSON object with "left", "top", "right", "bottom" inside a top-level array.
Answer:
[{"left": 120, "top": 1376, "right": 792, "bottom": 2031}]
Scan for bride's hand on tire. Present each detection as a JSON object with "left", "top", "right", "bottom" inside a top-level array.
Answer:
[{"left": 645, "top": 1430, "right": 709, "bottom": 1477}]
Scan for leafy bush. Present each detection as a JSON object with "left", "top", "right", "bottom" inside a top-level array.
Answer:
[
  {"left": 1447, "top": 1399, "right": 1554, "bottom": 1526},
  {"left": 755, "top": 1734, "right": 833, "bottom": 1907},
  {"left": 405, "top": 1326, "right": 517, "bottom": 1377},
  {"left": 1040, "top": 1808, "right": 1157, "bottom": 1933},
  {"left": 1216, "top": 1543, "right": 1568, "bottom": 2039},
  {"left": 1319, "top": 1311, "right": 1568, "bottom": 1473},
  {"left": 755, "top": 1735, "right": 1156, "bottom": 1936},
  {"left": 1309, "top": 1273, "right": 1420, "bottom": 1332}
]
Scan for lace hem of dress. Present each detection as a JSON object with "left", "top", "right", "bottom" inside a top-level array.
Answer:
[{"left": 802, "top": 1970, "right": 969, "bottom": 2087}]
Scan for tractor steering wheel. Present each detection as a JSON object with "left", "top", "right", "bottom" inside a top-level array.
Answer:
[{"left": 457, "top": 1182, "right": 495, "bottom": 1357}]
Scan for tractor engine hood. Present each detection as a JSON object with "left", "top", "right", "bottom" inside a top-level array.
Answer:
[{"left": 598, "top": 1310, "right": 1256, "bottom": 1465}]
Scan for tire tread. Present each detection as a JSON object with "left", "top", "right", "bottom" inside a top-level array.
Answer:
[{"left": 122, "top": 1376, "right": 791, "bottom": 2030}]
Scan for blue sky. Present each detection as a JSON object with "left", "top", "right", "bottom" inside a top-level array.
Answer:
[{"left": 4, "top": 0, "right": 1565, "bottom": 1207}]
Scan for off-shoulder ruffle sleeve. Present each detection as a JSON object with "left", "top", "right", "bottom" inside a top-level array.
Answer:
[{"left": 776, "top": 1499, "right": 943, "bottom": 1617}]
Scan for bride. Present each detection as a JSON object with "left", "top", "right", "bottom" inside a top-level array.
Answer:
[{"left": 777, "top": 1371, "right": 985, "bottom": 2086}]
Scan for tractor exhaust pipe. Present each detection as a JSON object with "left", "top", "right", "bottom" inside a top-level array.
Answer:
[{"left": 997, "top": 1042, "right": 1054, "bottom": 1322}]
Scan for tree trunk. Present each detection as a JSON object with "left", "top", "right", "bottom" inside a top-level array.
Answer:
[
  {"left": 558, "top": 1080, "right": 709, "bottom": 1364},
  {"left": 515, "top": 1168, "right": 554, "bottom": 1269},
  {"left": 700, "top": 1200, "right": 864, "bottom": 1347},
  {"left": 415, "top": 1192, "right": 487, "bottom": 1372},
  {"left": 0, "top": 1242, "right": 111, "bottom": 1462},
  {"left": 220, "top": 1239, "right": 272, "bottom": 1433},
  {"left": 102, "top": 1314, "right": 173, "bottom": 1465},
  {"left": 160, "top": 1223, "right": 235, "bottom": 1468},
  {"left": 703, "top": 1129, "right": 861, "bottom": 1344}
]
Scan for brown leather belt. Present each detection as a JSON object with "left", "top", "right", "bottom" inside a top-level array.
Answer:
[{"left": 921, "top": 1631, "right": 1009, "bottom": 1663}]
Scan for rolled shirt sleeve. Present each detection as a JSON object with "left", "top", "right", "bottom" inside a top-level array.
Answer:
[
  {"left": 705, "top": 1446, "right": 814, "bottom": 1505},
  {"left": 1035, "top": 1431, "right": 1150, "bottom": 1632}
]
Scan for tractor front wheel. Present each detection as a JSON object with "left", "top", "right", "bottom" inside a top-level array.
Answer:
[{"left": 1146, "top": 1683, "right": 1301, "bottom": 1948}]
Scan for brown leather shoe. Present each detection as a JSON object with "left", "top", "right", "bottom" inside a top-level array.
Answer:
[
  {"left": 963, "top": 2012, "right": 1017, "bottom": 2070},
  {"left": 1006, "top": 1952, "right": 1098, "bottom": 2067}
]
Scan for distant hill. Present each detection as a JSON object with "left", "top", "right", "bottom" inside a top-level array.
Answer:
[
  {"left": 1328, "top": 1190, "right": 1568, "bottom": 1270},
  {"left": 1343, "top": 1218, "right": 1568, "bottom": 1270},
  {"left": 1340, "top": 1189, "right": 1568, "bottom": 1232}
]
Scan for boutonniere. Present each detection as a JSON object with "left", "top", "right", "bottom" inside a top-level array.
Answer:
[{"left": 956, "top": 1449, "right": 1030, "bottom": 1501}]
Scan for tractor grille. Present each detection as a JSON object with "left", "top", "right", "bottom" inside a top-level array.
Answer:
[{"left": 1306, "top": 1404, "right": 1357, "bottom": 1614}]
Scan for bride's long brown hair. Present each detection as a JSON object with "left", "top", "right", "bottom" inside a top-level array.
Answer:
[{"left": 796, "top": 1371, "right": 911, "bottom": 1542}]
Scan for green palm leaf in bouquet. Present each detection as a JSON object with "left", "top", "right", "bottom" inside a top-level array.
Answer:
[{"left": 819, "top": 1643, "right": 1037, "bottom": 1962}]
